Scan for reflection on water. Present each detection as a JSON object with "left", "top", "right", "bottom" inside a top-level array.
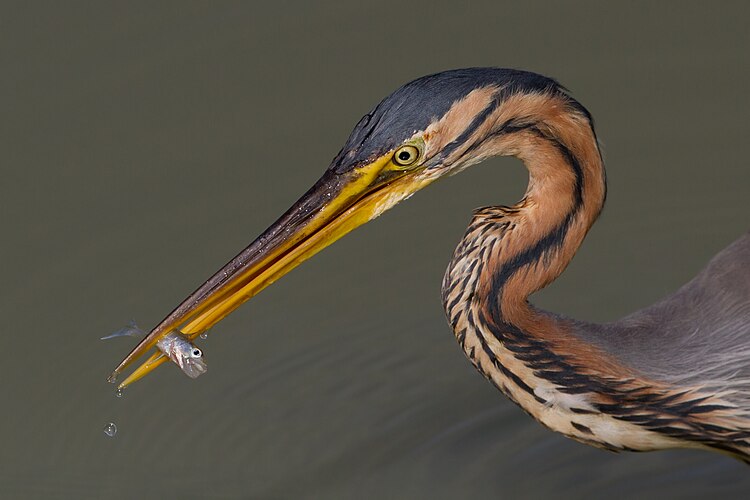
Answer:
[{"left": 3, "top": 2, "right": 750, "bottom": 499}]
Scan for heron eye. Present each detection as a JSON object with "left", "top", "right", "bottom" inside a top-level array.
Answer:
[
  {"left": 192, "top": 348, "right": 202, "bottom": 357},
  {"left": 393, "top": 144, "right": 420, "bottom": 167}
]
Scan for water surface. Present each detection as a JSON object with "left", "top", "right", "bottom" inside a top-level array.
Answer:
[{"left": 2, "top": 2, "right": 749, "bottom": 498}]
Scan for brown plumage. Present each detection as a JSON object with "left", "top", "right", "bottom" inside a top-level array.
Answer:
[
  {"left": 436, "top": 77, "right": 750, "bottom": 460},
  {"left": 111, "top": 68, "right": 750, "bottom": 461}
]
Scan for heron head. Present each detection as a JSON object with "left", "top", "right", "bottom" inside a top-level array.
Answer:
[
  {"left": 272, "top": 69, "right": 570, "bottom": 233},
  {"left": 112, "top": 68, "right": 576, "bottom": 386}
]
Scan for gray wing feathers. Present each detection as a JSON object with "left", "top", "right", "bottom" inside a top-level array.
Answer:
[{"left": 582, "top": 232, "right": 750, "bottom": 408}]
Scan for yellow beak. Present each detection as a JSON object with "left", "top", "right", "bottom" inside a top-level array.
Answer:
[{"left": 111, "top": 150, "right": 435, "bottom": 388}]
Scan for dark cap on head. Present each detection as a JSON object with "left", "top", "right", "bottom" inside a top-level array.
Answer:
[{"left": 329, "top": 68, "right": 564, "bottom": 173}]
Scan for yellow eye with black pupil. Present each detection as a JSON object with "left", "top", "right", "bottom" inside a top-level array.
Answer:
[{"left": 393, "top": 145, "right": 420, "bottom": 166}]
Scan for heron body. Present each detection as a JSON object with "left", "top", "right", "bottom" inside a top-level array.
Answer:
[{"left": 111, "top": 68, "right": 750, "bottom": 461}]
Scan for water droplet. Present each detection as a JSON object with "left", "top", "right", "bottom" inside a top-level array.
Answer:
[
  {"left": 115, "top": 388, "right": 125, "bottom": 398},
  {"left": 199, "top": 332, "right": 208, "bottom": 340},
  {"left": 103, "top": 422, "right": 117, "bottom": 437}
]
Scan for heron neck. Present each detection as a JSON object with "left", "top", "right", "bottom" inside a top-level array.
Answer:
[{"left": 444, "top": 107, "right": 606, "bottom": 329}]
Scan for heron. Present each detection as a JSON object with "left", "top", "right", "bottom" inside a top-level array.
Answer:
[{"left": 109, "top": 68, "right": 750, "bottom": 461}]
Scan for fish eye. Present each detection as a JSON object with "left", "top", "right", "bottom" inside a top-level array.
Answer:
[
  {"left": 393, "top": 144, "right": 420, "bottom": 167},
  {"left": 192, "top": 348, "right": 202, "bottom": 357}
]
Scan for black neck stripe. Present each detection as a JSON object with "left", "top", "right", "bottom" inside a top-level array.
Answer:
[
  {"left": 431, "top": 92, "right": 502, "bottom": 164},
  {"left": 485, "top": 127, "right": 585, "bottom": 327}
]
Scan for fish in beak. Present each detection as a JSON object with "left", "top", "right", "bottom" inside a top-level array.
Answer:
[{"left": 110, "top": 138, "right": 437, "bottom": 388}]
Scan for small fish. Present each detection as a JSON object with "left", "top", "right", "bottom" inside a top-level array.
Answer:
[
  {"left": 103, "top": 321, "right": 207, "bottom": 379},
  {"left": 155, "top": 330, "right": 207, "bottom": 379}
]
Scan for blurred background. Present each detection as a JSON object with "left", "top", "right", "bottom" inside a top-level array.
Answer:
[{"left": 2, "top": 1, "right": 749, "bottom": 498}]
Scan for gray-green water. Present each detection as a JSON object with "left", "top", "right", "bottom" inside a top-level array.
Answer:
[{"left": 2, "top": 2, "right": 749, "bottom": 498}]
